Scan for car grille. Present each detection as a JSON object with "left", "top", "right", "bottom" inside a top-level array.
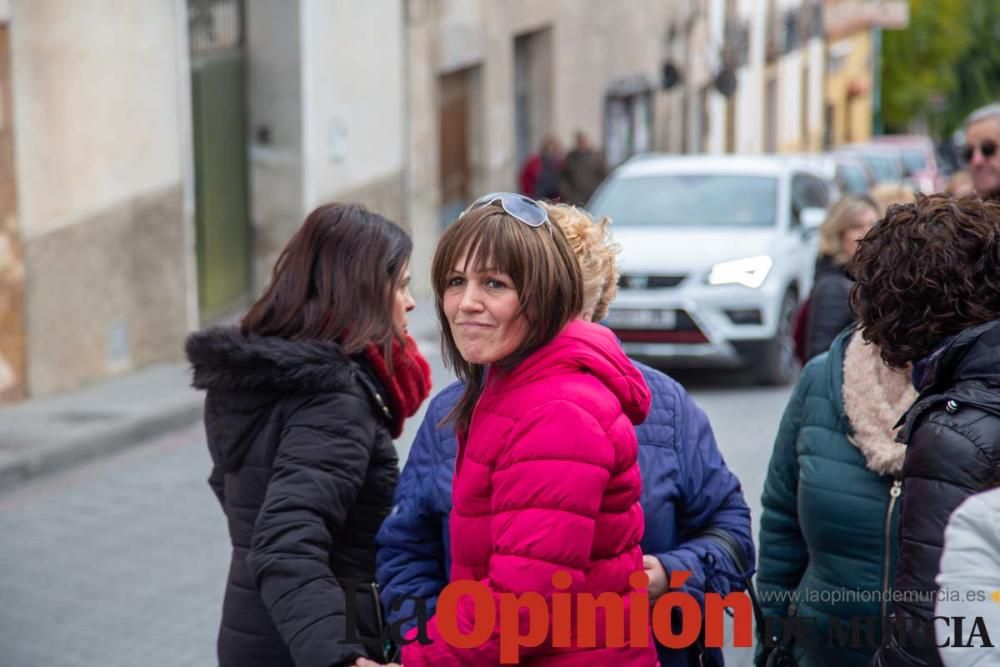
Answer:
[{"left": 617, "top": 274, "right": 686, "bottom": 289}]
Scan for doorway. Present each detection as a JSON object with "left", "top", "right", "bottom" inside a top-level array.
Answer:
[
  {"left": 188, "top": 0, "right": 252, "bottom": 319},
  {"left": 438, "top": 66, "right": 481, "bottom": 229}
]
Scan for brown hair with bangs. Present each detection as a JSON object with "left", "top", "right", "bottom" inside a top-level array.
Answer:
[
  {"left": 432, "top": 205, "right": 584, "bottom": 432},
  {"left": 849, "top": 194, "right": 1000, "bottom": 368},
  {"left": 241, "top": 203, "right": 412, "bottom": 366}
]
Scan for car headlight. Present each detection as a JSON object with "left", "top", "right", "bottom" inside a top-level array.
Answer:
[{"left": 707, "top": 255, "right": 773, "bottom": 288}]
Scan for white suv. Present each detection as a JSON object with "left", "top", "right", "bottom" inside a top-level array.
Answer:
[{"left": 588, "top": 155, "right": 831, "bottom": 384}]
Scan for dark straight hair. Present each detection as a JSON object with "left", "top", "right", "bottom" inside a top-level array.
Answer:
[{"left": 242, "top": 203, "right": 412, "bottom": 365}]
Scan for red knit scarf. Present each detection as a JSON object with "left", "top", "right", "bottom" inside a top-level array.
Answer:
[{"left": 363, "top": 334, "right": 432, "bottom": 437}]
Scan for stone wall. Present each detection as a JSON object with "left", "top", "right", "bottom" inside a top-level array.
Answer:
[{"left": 24, "top": 187, "right": 188, "bottom": 397}]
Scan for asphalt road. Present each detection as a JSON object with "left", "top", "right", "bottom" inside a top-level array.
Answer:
[{"left": 0, "top": 341, "right": 792, "bottom": 666}]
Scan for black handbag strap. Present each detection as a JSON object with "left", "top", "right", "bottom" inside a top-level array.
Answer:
[
  {"left": 694, "top": 527, "right": 767, "bottom": 631},
  {"left": 695, "top": 529, "right": 798, "bottom": 666}
]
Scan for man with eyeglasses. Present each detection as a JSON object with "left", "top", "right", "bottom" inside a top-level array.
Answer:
[{"left": 962, "top": 102, "right": 1000, "bottom": 201}]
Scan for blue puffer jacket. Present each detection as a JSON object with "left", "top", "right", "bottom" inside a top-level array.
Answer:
[{"left": 376, "top": 361, "right": 754, "bottom": 667}]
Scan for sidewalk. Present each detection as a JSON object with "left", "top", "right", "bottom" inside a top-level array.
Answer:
[
  {"left": 0, "top": 364, "right": 202, "bottom": 494},
  {"left": 0, "top": 297, "right": 441, "bottom": 495}
]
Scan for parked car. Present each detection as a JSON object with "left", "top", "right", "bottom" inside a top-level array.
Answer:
[
  {"left": 871, "top": 134, "right": 942, "bottom": 193},
  {"left": 588, "top": 155, "right": 830, "bottom": 384},
  {"left": 837, "top": 143, "right": 906, "bottom": 185},
  {"left": 827, "top": 153, "right": 877, "bottom": 195},
  {"left": 786, "top": 153, "right": 843, "bottom": 202}
]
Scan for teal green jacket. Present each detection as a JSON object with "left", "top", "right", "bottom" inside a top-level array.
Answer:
[{"left": 758, "top": 330, "right": 903, "bottom": 667}]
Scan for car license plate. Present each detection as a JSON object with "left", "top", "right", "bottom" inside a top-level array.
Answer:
[{"left": 607, "top": 309, "right": 677, "bottom": 329}]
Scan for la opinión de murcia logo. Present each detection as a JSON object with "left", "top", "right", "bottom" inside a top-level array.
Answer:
[{"left": 341, "top": 571, "right": 996, "bottom": 664}]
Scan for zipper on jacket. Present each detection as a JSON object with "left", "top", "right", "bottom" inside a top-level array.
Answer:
[
  {"left": 370, "top": 581, "right": 385, "bottom": 631},
  {"left": 369, "top": 581, "right": 390, "bottom": 660},
  {"left": 880, "top": 479, "right": 902, "bottom": 620}
]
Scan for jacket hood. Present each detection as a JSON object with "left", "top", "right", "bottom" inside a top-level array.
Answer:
[
  {"left": 900, "top": 318, "right": 1000, "bottom": 440},
  {"left": 840, "top": 329, "right": 914, "bottom": 476},
  {"left": 490, "top": 319, "right": 651, "bottom": 425},
  {"left": 186, "top": 327, "right": 369, "bottom": 472},
  {"left": 185, "top": 326, "right": 359, "bottom": 394},
  {"left": 912, "top": 319, "right": 1000, "bottom": 394}
]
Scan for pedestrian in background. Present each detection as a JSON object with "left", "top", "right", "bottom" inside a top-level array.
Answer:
[
  {"left": 870, "top": 182, "right": 916, "bottom": 217},
  {"left": 934, "top": 485, "right": 1000, "bottom": 667},
  {"left": 560, "top": 131, "right": 608, "bottom": 206},
  {"left": 758, "top": 321, "right": 915, "bottom": 666},
  {"left": 943, "top": 170, "right": 975, "bottom": 197},
  {"left": 393, "top": 193, "right": 657, "bottom": 665},
  {"left": 376, "top": 202, "right": 753, "bottom": 667},
  {"left": 519, "top": 136, "right": 563, "bottom": 201},
  {"left": 185, "top": 204, "right": 432, "bottom": 667},
  {"left": 961, "top": 102, "right": 1000, "bottom": 201},
  {"left": 803, "top": 195, "right": 879, "bottom": 361},
  {"left": 851, "top": 196, "right": 1000, "bottom": 667}
]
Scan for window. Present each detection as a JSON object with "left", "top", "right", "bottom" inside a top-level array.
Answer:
[
  {"left": 764, "top": 77, "right": 777, "bottom": 153},
  {"left": 188, "top": 0, "right": 243, "bottom": 56},
  {"left": 589, "top": 174, "right": 779, "bottom": 227},
  {"left": 791, "top": 173, "right": 829, "bottom": 225},
  {"left": 513, "top": 28, "right": 553, "bottom": 170},
  {"left": 800, "top": 64, "right": 810, "bottom": 149},
  {"left": 604, "top": 86, "right": 653, "bottom": 166},
  {"left": 837, "top": 164, "right": 871, "bottom": 195}
]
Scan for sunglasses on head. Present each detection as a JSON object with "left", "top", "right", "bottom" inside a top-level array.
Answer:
[
  {"left": 961, "top": 140, "right": 998, "bottom": 163},
  {"left": 468, "top": 192, "right": 551, "bottom": 232}
]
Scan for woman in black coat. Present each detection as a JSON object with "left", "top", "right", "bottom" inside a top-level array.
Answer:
[
  {"left": 849, "top": 195, "right": 1000, "bottom": 667},
  {"left": 185, "top": 204, "right": 432, "bottom": 667},
  {"left": 804, "top": 194, "right": 878, "bottom": 360}
]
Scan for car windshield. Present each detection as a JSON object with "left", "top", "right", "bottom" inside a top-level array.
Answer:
[
  {"left": 900, "top": 149, "right": 927, "bottom": 174},
  {"left": 838, "top": 164, "right": 870, "bottom": 194},
  {"left": 857, "top": 152, "right": 901, "bottom": 182},
  {"left": 589, "top": 174, "right": 779, "bottom": 227}
]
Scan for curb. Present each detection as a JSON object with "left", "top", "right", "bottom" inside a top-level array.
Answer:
[
  {"left": 0, "top": 315, "right": 443, "bottom": 496},
  {"left": 0, "top": 398, "right": 204, "bottom": 496},
  {"left": 0, "top": 376, "right": 204, "bottom": 494}
]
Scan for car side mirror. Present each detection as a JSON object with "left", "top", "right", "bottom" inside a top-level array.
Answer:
[{"left": 800, "top": 207, "right": 826, "bottom": 231}]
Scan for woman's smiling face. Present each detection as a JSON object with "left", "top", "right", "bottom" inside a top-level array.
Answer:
[{"left": 442, "top": 251, "right": 528, "bottom": 365}]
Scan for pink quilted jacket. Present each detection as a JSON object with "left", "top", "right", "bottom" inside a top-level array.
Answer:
[{"left": 402, "top": 319, "right": 657, "bottom": 666}]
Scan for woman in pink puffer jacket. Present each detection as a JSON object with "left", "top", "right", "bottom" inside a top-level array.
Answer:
[{"left": 399, "top": 193, "right": 657, "bottom": 666}]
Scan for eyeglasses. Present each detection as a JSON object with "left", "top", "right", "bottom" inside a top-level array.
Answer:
[
  {"left": 961, "top": 140, "right": 998, "bottom": 164},
  {"left": 468, "top": 192, "right": 551, "bottom": 231}
]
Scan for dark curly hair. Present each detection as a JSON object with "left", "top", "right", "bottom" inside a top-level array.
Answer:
[{"left": 849, "top": 194, "right": 1000, "bottom": 368}]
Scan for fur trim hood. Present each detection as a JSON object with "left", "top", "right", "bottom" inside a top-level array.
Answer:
[
  {"left": 842, "top": 329, "right": 916, "bottom": 476},
  {"left": 185, "top": 326, "right": 358, "bottom": 394}
]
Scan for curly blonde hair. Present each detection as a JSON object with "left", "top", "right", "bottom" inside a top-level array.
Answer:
[{"left": 543, "top": 203, "right": 620, "bottom": 321}]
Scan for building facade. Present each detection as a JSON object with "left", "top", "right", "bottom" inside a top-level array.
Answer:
[
  {"left": 699, "top": 0, "right": 825, "bottom": 156},
  {"left": 401, "top": 0, "right": 682, "bottom": 293},
  {"left": 2, "top": 0, "right": 692, "bottom": 400},
  {"left": 2, "top": 0, "right": 912, "bottom": 401},
  {"left": 822, "top": 0, "right": 908, "bottom": 147},
  {"left": 2, "top": 0, "right": 195, "bottom": 399}
]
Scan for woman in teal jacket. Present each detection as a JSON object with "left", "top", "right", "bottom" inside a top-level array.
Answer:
[{"left": 757, "top": 327, "right": 916, "bottom": 667}]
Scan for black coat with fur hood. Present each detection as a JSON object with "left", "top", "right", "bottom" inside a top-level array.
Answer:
[
  {"left": 872, "top": 319, "right": 1000, "bottom": 667},
  {"left": 186, "top": 327, "right": 399, "bottom": 667}
]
